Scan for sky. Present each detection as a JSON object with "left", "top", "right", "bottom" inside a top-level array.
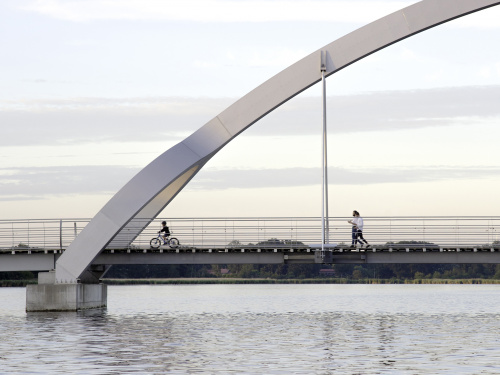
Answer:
[{"left": 1, "top": 0, "right": 500, "bottom": 220}]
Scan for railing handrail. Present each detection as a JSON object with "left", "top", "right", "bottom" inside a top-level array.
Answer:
[{"left": 3, "top": 216, "right": 500, "bottom": 221}]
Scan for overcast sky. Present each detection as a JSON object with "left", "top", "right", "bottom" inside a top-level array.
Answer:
[{"left": 2, "top": 0, "right": 500, "bottom": 220}]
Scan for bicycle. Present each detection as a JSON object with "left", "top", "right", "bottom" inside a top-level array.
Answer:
[{"left": 150, "top": 233, "right": 180, "bottom": 249}]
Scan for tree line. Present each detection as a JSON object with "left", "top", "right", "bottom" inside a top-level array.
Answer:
[
  {"left": 2, "top": 263, "right": 500, "bottom": 282},
  {"left": 102, "top": 263, "right": 500, "bottom": 280}
]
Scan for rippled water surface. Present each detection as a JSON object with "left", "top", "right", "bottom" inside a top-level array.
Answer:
[{"left": 1, "top": 284, "right": 500, "bottom": 374}]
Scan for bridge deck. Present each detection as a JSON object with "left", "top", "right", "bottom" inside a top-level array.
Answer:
[
  {"left": 3, "top": 244, "right": 500, "bottom": 273},
  {"left": 3, "top": 243, "right": 500, "bottom": 254}
]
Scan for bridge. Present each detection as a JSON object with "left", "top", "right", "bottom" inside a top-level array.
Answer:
[
  {"left": 3, "top": 217, "right": 500, "bottom": 272},
  {"left": 7, "top": 0, "right": 500, "bottom": 311}
]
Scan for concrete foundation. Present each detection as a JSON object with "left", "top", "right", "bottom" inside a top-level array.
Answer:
[{"left": 26, "top": 271, "right": 107, "bottom": 312}]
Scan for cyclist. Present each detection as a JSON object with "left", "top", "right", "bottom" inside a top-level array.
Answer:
[
  {"left": 150, "top": 221, "right": 179, "bottom": 249},
  {"left": 159, "top": 221, "right": 171, "bottom": 243}
]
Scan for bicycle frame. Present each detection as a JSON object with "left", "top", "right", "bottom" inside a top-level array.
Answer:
[{"left": 150, "top": 233, "right": 180, "bottom": 249}]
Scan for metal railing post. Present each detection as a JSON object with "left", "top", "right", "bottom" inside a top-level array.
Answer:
[{"left": 59, "top": 219, "right": 63, "bottom": 251}]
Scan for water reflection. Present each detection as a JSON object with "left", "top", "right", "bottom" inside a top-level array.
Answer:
[{"left": 1, "top": 285, "right": 500, "bottom": 374}]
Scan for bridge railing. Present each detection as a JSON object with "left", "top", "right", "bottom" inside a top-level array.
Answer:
[
  {"left": 0, "top": 219, "right": 90, "bottom": 251},
  {"left": 1, "top": 217, "right": 499, "bottom": 251},
  {"left": 139, "top": 217, "right": 500, "bottom": 249}
]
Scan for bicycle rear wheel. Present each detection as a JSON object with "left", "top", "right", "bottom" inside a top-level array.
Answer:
[
  {"left": 168, "top": 238, "right": 180, "bottom": 248},
  {"left": 150, "top": 237, "right": 162, "bottom": 249}
]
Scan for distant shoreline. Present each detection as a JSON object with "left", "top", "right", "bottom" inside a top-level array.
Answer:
[
  {"left": 101, "top": 278, "right": 500, "bottom": 285},
  {"left": 2, "top": 278, "right": 500, "bottom": 287}
]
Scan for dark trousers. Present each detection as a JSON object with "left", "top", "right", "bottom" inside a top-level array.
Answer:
[{"left": 352, "top": 227, "right": 367, "bottom": 245}]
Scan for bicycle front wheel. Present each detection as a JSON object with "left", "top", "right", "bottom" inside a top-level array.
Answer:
[
  {"left": 168, "top": 238, "right": 180, "bottom": 248},
  {"left": 150, "top": 237, "right": 162, "bottom": 249}
]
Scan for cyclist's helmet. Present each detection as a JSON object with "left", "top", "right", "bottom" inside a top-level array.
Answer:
[{"left": 161, "top": 221, "right": 167, "bottom": 225}]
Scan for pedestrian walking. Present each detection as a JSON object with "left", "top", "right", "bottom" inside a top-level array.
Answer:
[{"left": 348, "top": 210, "right": 370, "bottom": 249}]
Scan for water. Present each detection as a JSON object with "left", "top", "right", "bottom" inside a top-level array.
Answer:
[{"left": 1, "top": 284, "right": 500, "bottom": 374}]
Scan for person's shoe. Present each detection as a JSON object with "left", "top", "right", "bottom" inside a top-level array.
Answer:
[
  {"left": 349, "top": 245, "right": 355, "bottom": 249},
  {"left": 366, "top": 244, "right": 371, "bottom": 249}
]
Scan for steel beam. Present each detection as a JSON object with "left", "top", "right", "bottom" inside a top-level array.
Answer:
[
  {"left": 0, "top": 253, "right": 56, "bottom": 272},
  {"left": 91, "top": 250, "right": 500, "bottom": 266},
  {"left": 94, "top": 252, "right": 285, "bottom": 265},
  {"left": 3, "top": 249, "right": 500, "bottom": 273}
]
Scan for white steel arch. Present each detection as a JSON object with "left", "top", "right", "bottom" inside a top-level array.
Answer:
[{"left": 56, "top": 0, "right": 500, "bottom": 283}]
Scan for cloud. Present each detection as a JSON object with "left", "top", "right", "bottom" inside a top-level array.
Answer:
[
  {"left": 242, "top": 85, "right": 500, "bottom": 136},
  {"left": 1, "top": 86, "right": 500, "bottom": 147},
  {"left": 2, "top": 164, "right": 499, "bottom": 201},
  {"left": 192, "top": 166, "right": 500, "bottom": 190},
  {"left": 21, "top": 0, "right": 412, "bottom": 23},
  {"left": 19, "top": 1, "right": 500, "bottom": 28},
  {"left": 0, "top": 97, "right": 232, "bottom": 146},
  {"left": 0, "top": 166, "right": 139, "bottom": 200}
]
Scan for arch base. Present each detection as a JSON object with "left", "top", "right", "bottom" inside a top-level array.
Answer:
[{"left": 26, "top": 271, "right": 107, "bottom": 312}]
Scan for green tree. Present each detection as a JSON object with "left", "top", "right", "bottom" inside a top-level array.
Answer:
[
  {"left": 414, "top": 272, "right": 425, "bottom": 279},
  {"left": 352, "top": 266, "right": 368, "bottom": 279}
]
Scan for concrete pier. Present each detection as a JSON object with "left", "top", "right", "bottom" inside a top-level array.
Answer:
[{"left": 26, "top": 271, "right": 107, "bottom": 312}]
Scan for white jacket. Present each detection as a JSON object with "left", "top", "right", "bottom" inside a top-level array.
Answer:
[{"left": 352, "top": 217, "right": 364, "bottom": 231}]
